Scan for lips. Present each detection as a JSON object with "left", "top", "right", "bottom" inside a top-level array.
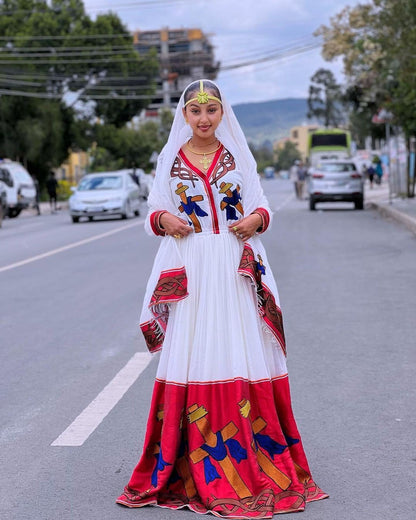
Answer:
[{"left": 198, "top": 126, "right": 211, "bottom": 131}]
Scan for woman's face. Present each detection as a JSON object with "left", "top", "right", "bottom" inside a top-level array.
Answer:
[{"left": 183, "top": 95, "right": 223, "bottom": 141}]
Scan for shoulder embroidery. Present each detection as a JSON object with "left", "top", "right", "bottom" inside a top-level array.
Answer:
[
  {"left": 171, "top": 156, "right": 199, "bottom": 187},
  {"left": 210, "top": 148, "right": 236, "bottom": 187}
]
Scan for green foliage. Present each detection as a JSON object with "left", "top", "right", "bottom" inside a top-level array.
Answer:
[
  {"left": 89, "top": 121, "right": 165, "bottom": 172},
  {"left": 57, "top": 179, "right": 74, "bottom": 200},
  {"left": 307, "top": 68, "right": 344, "bottom": 127},
  {"left": 0, "top": 0, "right": 158, "bottom": 181},
  {"left": 276, "top": 141, "right": 301, "bottom": 171},
  {"left": 250, "top": 143, "right": 275, "bottom": 173},
  {"left": 316, "top": 0, "right": 416, "bottom": 139}
]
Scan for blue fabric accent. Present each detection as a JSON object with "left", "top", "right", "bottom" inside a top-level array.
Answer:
[
  {"left": 201, "top": 431, "right": 227, "bottom": 461},
  {"left": 254, "top": 433, "right": 287, "bottom": 457},
  {"left": 151, "top": 447, "right": 172, "bottom": 487},
  {"left": 203, "top": 456, "right": 221, "bottom": 484},
  {"left": 285, "top": 435, "right": 300, "bottom": 447},
  {"left": 222, "top": 190, "right": 242, "bottom": 220},
  {"left": 256, "top": 262, "right": 266, "bottom": 275},
  {"left": 181, "top": 198, "right": 208, "bottom": 217},
  {"left": 225, "top": 438, "right": 247, "bottom": 463}
]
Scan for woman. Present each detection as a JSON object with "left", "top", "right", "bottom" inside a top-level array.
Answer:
[{"left": 116, "top": 80, "right": 328, "bottom": 517}]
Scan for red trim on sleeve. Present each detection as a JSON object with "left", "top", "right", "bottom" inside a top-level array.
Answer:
[
  {"left": 252, "top": 207, "right": 270, "bottom": 234},
  {"left": 150, "top": 211, "right": 167, "bottom": 236}
]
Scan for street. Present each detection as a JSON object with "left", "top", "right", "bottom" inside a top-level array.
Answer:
[{"left": 1, "top": 179, "right": 415, "bottom": 520}]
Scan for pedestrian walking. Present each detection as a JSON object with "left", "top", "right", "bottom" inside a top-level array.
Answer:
[
  {"left": 289, "top": 160, "right": 300, "bottom": 198},
  {"left": 297, "top": 161, "right": 308, "bottom": 200},
  {"left": 46, "top": 171, "right": 58, "bottom": 213},
  {"left": 366, "top": 164, "right": 375, "bottom": 189},
  {"left": 375, "top": 161, "right": 383, "bottom": 185},
  {"left": 116, "top": 79, "right": 328, "bottom": 517}
]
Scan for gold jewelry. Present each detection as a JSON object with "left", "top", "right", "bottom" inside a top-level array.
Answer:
[
  {"left": 184, "top": 80, "right": 222, "bottom": 107},
  {"left": 233, "top": 226, "right": 238, "bottom": 232},
  {"left": 173, "top": 234, "right": 181, "bottom": 239},
  {"left": 186, "top": 139, "right": 222, "bottom": 170}
]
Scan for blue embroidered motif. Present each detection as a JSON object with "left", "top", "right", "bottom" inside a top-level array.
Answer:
[
  {"left": 225, "top": 438, "right": 247, "bottom": 463},
  {"left": 254, "top": 432, "right": 287, "bottom": 457},
  {"left": 284, "top": 434, "right": 300, "bottom": 447},
  {"left": 182, "top": 198, "right": 208, "bottom": 217},
  {"left": 201, "top": 431, "right": 227, "bottom": 461},
  {"left": 203, "top": 456, "right": 221, "bottom": 484},
  {"left": 151, "top": 446, "right": 172, "bottom": 487}
]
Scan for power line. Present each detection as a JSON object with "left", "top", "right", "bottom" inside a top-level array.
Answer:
[
  {"left": 0, "top": 33, "right": 133, "bottom": 41},
  {"left": 0, "top": 0, "right": 185, "bottom": 16}
]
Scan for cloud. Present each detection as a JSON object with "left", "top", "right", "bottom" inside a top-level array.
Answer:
[{"left": 84, "top": 0, "right": 360, "bottom": 103}]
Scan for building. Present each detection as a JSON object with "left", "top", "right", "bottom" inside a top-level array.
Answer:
[
  {"left": 132, "top": 28, "right": 219, "bottom": 110},
  {"left": 58, "top": 149, "right": 90, "bottom": 184},
  {"left": 288, "top": 124, "right": 319, "bottom": 161}
]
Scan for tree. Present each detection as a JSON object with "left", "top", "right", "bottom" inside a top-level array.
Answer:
[
  {"left": 315, "top": 1, "right": 416, "bottom": 138},
  {"left": 307, "top": 68, "right": 344, "bottom": 127},
  {"left": 315, "top": 0, "right": 416, "bottom": 195},
  {"left": 0, "top": 0, "right": 158, "bottom": 184},
  {"left": 276, "top": 141, "right": 301, "bottom": 171}
]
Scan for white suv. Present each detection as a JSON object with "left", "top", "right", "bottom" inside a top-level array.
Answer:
[{"left": 0, "top": 160, "right": 37, "bottom": 218}]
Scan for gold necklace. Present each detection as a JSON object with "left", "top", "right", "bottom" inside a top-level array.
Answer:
[{"left": 186, "top": 140, "right": 222, "bottom": 170}]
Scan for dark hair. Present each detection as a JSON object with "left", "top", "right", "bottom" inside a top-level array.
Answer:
[{"left": 183, "top": 80, "right": 222, "bottom": 106}]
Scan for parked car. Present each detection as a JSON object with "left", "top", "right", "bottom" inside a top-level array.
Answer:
[
  {"left": 117, "top": 168, "right": 153, "bottom": 200},
  {"left": 307, "top": 160, "right": 364, "bottom": 210},
  {"left": 69, "top": 170, "right": 141, "bottom": 223},
  {"left": 0, "top": 159, "right": 37, "bottom": 218},
  {"left": 0, "top": 180, "right": 7, "bottom": 227}
]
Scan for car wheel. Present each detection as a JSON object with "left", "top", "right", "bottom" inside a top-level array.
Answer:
[
  {"left": 354, "top": 197, "right": 364, "bottom": 210},
  {"left": 309, "top": 197, "right": 316, "bottom": 211},
  {"left": 134, "top": 209, "right": 140, "bottom": 217},
  {"left": 71, "top": 216, "right": 80, "bottom": 223},
  {"left": 8, "top": 207, "right": 21, "bottom": 218},
  {"left": 88, "top": 216, "right": 94, "bottom": 222},
  {"left": 122, "top": 201, "right": 133, "bottom": 220}
]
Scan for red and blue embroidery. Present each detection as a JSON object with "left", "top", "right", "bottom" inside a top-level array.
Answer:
[
  {"left": 219, "top": 181, "right": 244, "bottom": 220},
  {"left": 175, "top": 182, "right": 208, "bottom": 233}
]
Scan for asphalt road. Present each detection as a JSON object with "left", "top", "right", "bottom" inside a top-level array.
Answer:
[{"left": 1, "top": 180, "right": 415, "bottom": 520}]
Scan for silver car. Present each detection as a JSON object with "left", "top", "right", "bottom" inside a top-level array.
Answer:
[
  {"left": 307, "top": 161, "right": 364, "bottom": 210},
  {"left": 69, "top": 171, "right": 141, "bottom": 223}
]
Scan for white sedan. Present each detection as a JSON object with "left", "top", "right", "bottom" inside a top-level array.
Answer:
[{"left": 69, "top": 171, "right": 141, "bottom": 223}]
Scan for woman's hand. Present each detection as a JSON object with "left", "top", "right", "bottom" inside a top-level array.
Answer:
[
  {"left": 228, "top": 213, "right": 262, "bottom": 241},
  {"left": 160, "top": 212, "right": 193, "bottom": 238}
]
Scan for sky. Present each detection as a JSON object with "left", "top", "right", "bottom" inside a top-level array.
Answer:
[{"left": 83, "top": 0, "right": 362, "bottom": 105}]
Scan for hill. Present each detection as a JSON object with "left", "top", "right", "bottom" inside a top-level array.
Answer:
[{"left": 232, "top": 98, "right": 310, "bottom": 145}]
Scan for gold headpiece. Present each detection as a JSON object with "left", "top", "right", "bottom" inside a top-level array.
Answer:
[{"left": 184, "top": 80, "right": 222, "bottom": 107}]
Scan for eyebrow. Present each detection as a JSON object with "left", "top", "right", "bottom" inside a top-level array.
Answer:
[{"left": 188, "top": 102, "right": 219, "bottom": 108}]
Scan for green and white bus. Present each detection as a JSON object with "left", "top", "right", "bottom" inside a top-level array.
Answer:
[{"left": 308, "top": 129, "right": 351, "bottom": 166}]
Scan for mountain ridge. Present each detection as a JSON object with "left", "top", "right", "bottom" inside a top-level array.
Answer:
[{"left": 232, "top": 97, "right": 310, "bottom": 145}]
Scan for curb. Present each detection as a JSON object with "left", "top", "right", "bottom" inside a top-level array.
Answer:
[{"left": 366, "top": 201, "right": 416, "bottom": 236}]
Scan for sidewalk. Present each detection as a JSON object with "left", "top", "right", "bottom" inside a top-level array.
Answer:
[{"left": 365, "top": 181, "right": 416, "bottom": 236}]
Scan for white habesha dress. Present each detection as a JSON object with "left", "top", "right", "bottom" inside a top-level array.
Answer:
[{"left": 116, "top": 144, "right": 328, "bottom": 518}]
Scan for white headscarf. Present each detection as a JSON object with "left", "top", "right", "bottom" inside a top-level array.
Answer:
[{"left": 145, "top": 79, "right": 268, "bottom": 234}]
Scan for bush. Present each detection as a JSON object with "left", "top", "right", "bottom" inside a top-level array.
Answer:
[{"left": 57, "top": 180, "right": 74, "bottom": 201}]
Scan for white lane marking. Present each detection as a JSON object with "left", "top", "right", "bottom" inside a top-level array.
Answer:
[
  {"left": 51, "top": 352, "right": 152, "bottom": 447},
  {"left": 0, "top": 220, "right": 144, "bottom": 273},
  {"left": 274, "top": 193, "right": 295, "bottom": 212}
]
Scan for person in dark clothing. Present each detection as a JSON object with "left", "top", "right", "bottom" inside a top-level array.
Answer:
[
  {"left": 366, "top": 165, "right": 375, "bottom": 189},
  {"left": 46, "top": 171, "right": 58, "bottom": 212}
]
